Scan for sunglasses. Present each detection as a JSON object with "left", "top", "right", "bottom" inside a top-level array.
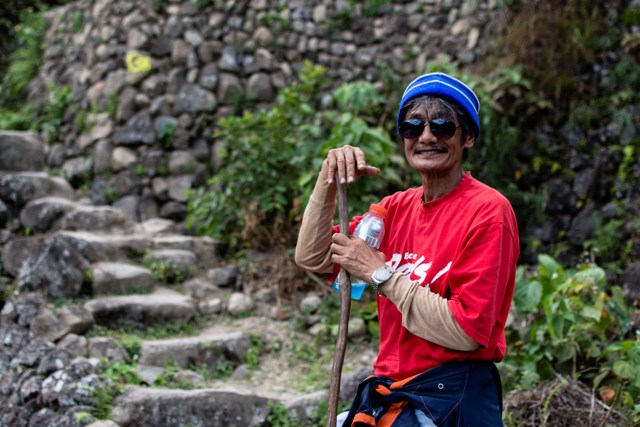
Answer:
[{"left": 399, "top": 118, "right": 460, "bottom": 140}]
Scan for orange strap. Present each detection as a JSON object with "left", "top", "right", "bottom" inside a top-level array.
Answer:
[{"left": 377, "top": 401, "right": 408, "bottom": 427}]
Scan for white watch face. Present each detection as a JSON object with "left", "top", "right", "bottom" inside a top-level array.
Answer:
[{"left": 373, "top": 267, "right": 393, "bottom": 283}]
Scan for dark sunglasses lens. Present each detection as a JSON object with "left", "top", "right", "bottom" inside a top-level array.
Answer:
[
  {"left": 400, "top": 119, "right": 424, "bottom": 139},
  {"left": 429, "top": 119, "right": 457, "bottom": 139}
]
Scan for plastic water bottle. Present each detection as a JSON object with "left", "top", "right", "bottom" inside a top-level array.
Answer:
[{"left": 332, "top": 204, "right": 387, "bottom": 300}]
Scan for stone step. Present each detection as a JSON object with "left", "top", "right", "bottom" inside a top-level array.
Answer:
[
  {"left": 20, "top": 197, "right": 78, "bottom": 233},
  {"left": 20, "top": 198, "right": 132, "bottom": 234},
  {"left": 138, "top": 330, "right": 249, "bottom": 371},
  {"left": 131, "top": 218, "right": 178, "bottom": 235},
  {"left": 110, "top": 386, "right": 276, "bottom": 427},
  {"left": 149, "top": 235, "right": 224, "bottom": 266},
  {"left": 57, "top": 231, "right": 150, "bottom": 263},
  {"left": 84, "top": 288, "right": 195, "bottom": 329},
  {"left": 59, "top": 205, "right": 132, "bottom": 232},
  {"left": 143, "top": 248, "right": 199, "bottom": 282},
  {"left": 91, "top": 262, "right": 156, "bottom": 295},
  {"left": 57, "top": 230, "right": 222, "bottom": 266}
]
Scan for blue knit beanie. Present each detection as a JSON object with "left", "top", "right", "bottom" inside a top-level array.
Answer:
[{"left": 397, "top": 72, "right": 481, "bottom": 140}]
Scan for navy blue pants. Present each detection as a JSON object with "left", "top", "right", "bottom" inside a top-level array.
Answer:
[{"left": 343, "top": 361, "right": 504, "bottom": 427}]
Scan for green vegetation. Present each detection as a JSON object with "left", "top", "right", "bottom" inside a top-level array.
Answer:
[
  {"left": 502, "top": 254, "right": 639, "bottom": 423},
  {"left": 0, "top": 8, "right": 47, "bottom": 106},
  {"left": 158, "top": 121, "right": 176, "bottom": 150},
  {"left": 77, "top": 359, "right": 144, "bottom": 422},
  {"left": 142, "top": 252, "right": 197, "bottom": 284},
  {"left": 186, "top": 61, "right": 404, "bottom": 251}
]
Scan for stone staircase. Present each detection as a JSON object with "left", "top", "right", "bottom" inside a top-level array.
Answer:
[{"left": 0, "top": 131, "right": 374, "bottom": 426}]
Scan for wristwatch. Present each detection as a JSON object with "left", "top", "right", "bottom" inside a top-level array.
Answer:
[{"left": 371, "top": 266, "right": 394, "bottom": 294}]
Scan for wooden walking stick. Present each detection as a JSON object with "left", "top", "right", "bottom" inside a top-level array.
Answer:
[{"left": 327, "top": 176, "right": 352, "bottom": 427}]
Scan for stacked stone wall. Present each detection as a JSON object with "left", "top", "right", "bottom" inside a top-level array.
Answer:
[{"left": 30, "top": 0, "right": 503, "bottom": 224}]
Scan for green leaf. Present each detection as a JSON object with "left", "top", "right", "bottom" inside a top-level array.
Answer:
[
  {"left": 553, "top": 341, "right": 575, "bottom": 363},
  {"left": 613, "top": 360, "right": 637, "bottom": 380},
  {"left": 580, "top": 304, "right": 602, "bottom": 322},
  {"left": 513, "top": 278, "right": 542, "bottom": 313}
]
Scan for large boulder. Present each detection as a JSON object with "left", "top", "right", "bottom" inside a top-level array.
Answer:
[{"left": 0, "top": 173, "right": 75, "bottom": 210}]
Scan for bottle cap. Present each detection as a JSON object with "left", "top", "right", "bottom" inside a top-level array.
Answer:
[{"left": 369, "top": 204, "right": 387, "bottom": 218}]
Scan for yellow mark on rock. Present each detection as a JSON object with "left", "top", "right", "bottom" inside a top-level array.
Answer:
[{"left": 126, "top": 51, "right": 152, "bottom": 74}]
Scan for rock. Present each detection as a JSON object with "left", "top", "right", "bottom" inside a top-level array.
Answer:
[
  {"left": 174, "top": 84, "right": 217, "bottom": 114},
  {"left": 1, "top": 324, "right": 30, "bottom": 354},
  {"left": 114, "top": 110, "right": 156, "bottom": 145},
  {"left": 199, "top": 63, "right": 219, "bottom": 89},
  {"left": 61, "top": 156, "right": 94, "bottom": 187},
  {"left": 113, "top": 194, "right": 141, "bottom": 222},
  {"left": 18, "top": 374, "right": 43, "bottom": 402},
  {"left": 348, "top": 316, "right": 367, "bottom": 338},
  {"left": 110, "top": 386, "right": 273, "bottom": 427},
  {"left": 227, "top": 293, "right": 254, "bottom": 315},
  {"left": 246, "top": 72, "right": 275, "bottom": 102},
  {"left": 13, "top": 337, "right": 55, "bottom": 368},
  {"left": 2, "top": 237, "right": 43, "bottom": 277},
  {"left": 57, "top": 334, "right": 89, "bottom": 358},
  {"left": 197, "top": 298, "right": 223, "bottom": 315},
  {"left": 300, "top": 294, "right": 322, "bottom": 314},
  {"left": 0, "top": 131, "right": 45, "bottom": 172},
  {"left": 29, "top": 307, "right": 62, "bottom": 341},
  {"left": 159, "top": 201, "right": 187, "bottom": 220},
  {"left": 183, "top": 277, "right": 219, "bottom": 300},
  {"left": 14, "top": 293, "right": 47, "bottom": 327},
  {"left": 57, "top": 373, "right": 101, "bottom": 408},
  {"left": 206, "top": 265, "right": 239, "bottom": 288},
  {"left": 17, "top": 235, "right": 91, "bottom": 298},
  {"left": 38, "top": 348, "right": 74, "bottom": 375},
  {"left": 111, "top": 147, "right": 138, "bottom": 171},
  {"left": 217, "top": 73, "right": 242, "bottom": 104},
  {"left": 168, "top": 150, "right": 197, "bottom": 174},
  {"left": 88, "top": 337, "right": 130, "bottom": 363},
  {"left": 167, "top": 175, "right": 194, "bottom": 202},
  {"left": 31, "top": 304, "right": 94, "bottom": 342},
  {"left": 136, "top": 364, "right": 164, "bottom": 385},
  {"left": 27, "top": 408, "right": 56, "bottom": 427},
  {"left": 568, "top": 203, "right": 599, "bottom": 246}
]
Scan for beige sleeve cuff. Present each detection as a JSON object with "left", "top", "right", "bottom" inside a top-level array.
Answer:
[
  {"left": 379, "top": 274, "right": 480, "bottom": 351},
  {"left": 294, "top": 171, "right": 337, "bottom": 274}
]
